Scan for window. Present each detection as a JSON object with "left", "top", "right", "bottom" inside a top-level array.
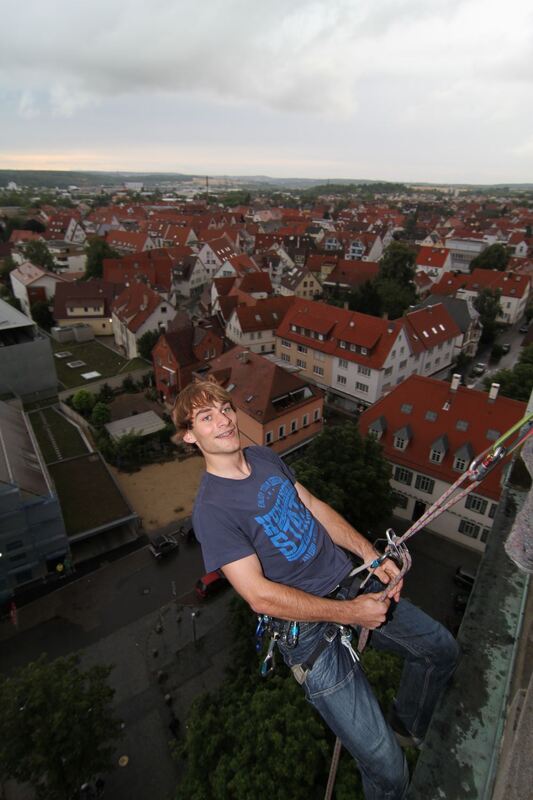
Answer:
[
  {"left": 392, "top": 491, "right": 409, "bottom": 509},
  {"left": 281, "top": 339, "right": 291, "bottom": 348},
  {"left": 297, "top": 344, "right": 308, "bottom": 353},
  {"left": 313, "top": 366, "right": 324, "bottom": 376},
  {"left": 399, "top": 359, "right": 407, "bottom": 370},
  {"left": 290, "top": 419, "right": 297, "bottom": 433},
  {"left": 361, "top": 347, "right": 368, "bottom": 355},
  {"left": 281, "top": 353, "right": 290, "bottom": 362},
  {"left": 425, "top": 411, "right": 438, "bottom": 422},
  {"left": 415, "top": 475, "right": 435, "bottom": 494},
  {"left": 355, "top": 381, "right": 369, "bottom": 393},
  {"left": 430, "top": 449, "right": 443, "bottom": 464},
  {"left": 303, "top": 414, "right": 309, "bottom": 426},
  {"left": 459, "top": 519, "right": 480, "bottom": 539},
  {"left": 481, "top": 528, "right": 490, "bottom": 543},
  {"left": 337, "top": 375, "right": 347, "bottom": 385},
  {"left": 358, "top": 365, "right": 371, "bottom": 376},
  {"left": 456, "top": 419, "right": 469, "bottom": 431},
  {"left": 454, "top": 456, "right": 467, "bottom": 472},
  {"left": 394, "top": 436, "right": 407, "bottom": 450},
  {"left": 384, "top": 367, "right": 393, "bottom": 376},
  {"left": 161, "top": 306, "right": 167, "bottom": 313},
  {"left": 465, "top": 494, "right": 488, "bottom": 515},
  {"left": 265, "top": 431, "right": 273, "bottom": 444},
  {"left": 296, "top": 359, "right": 306, "bottom": 368},
  {"left": 339, "top": 358, "right": 348, "bottom": 369},
  {"left": 9, "top": 552, "right": 27, "bottom": 563},
  {"left": 340, "top": 341, "right": 346, "bottom": 349},
  {"left": 278, "top": 425, "right": 286, "bottom": 438},
  {"left": 394, "top": 467, "right": 413, "bottom": 485},
  {"left": 313, "top": 408, "right": 321, "bottom": 421},
  {"left": 489, "top": 503, "right": 497, "bottom": 519},
  {"left": 401, "top": 403, "right": 413, "bottom": 414},
  {"left": 486, "top": 429, "right": 501, "bottom": 441}
]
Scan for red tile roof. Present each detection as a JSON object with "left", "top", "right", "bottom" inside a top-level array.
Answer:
[
  {"left": 204, "top": 346, "right": 323, "bottom": 424},
  {"left": 432, "top": 269, "right": 530, "bottom": 299},
  {"left": 323, "top": 259, "right": 379, "bottom": 288},
  {"left": 233, "top": 296, "right": 295, "bottom": 333},
  {"left": 416, "top": 246, "right": 449, "bottom": 269},
  {"left": 359, "top": 375, "right": 526, "bottom": 501},
  {"left": 112, "top": 283, "right": 166, "bottom": 333}
]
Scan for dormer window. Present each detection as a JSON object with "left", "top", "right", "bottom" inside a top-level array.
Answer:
[
  {"left": 340, "top": 341, "right": 346, "bottom": 349},
  {"left": 430, "top": 434, "right": 448, "bottom": 464},
  {"left": 393, "top": 424, "right": 411, "bottom": 451}
]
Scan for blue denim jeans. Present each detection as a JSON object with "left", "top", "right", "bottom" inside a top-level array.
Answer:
[{"left": 278, "top": 579, "right": 459, "bottom": 800}]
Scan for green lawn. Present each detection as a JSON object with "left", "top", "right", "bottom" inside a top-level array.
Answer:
[
  {"left": 28, "top": 406, "right": 89, "bottom": 463},
  {"left": 51, "top": 340, "right": 134, "bottom": 388}
]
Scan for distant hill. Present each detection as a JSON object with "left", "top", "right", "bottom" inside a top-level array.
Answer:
[{"left": 1, "top": 169, "right": 532, "bottom": 192}]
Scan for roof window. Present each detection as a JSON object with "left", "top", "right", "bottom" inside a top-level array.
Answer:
[
  {"left": 401, "top": 403, "right": 413, "bottom": 415},
  {"left": 425, "top": 410, "right": 438, "bottom": 422},
  {"left": 456, "top": 419, "right": 469, "bottom": 431}
]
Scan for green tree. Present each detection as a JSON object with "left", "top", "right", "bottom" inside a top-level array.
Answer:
[
  {"left": 137, "top": 329, "right": 161, "bottom": 361},
  {"left": 376, "top": 277, "right": 416, "bottom": 320},
  {"left": 292, "top": 423, "right": 393, "bottom": 532},
  {"left": 31, "top": 300, "right": 54, "bottom": 331},
  {"left": 484, "top": 344, "right": 533, "bottom": 401},
  {"left": 473, "top": 288, "right": 502, "bottom": 344},
  {"left": 347, "top": 280, "right": 383, "bottom": 316},
  {"left": 0, "top": 654, "right": 122, "bottom": 800},
  {"left": 85, "top": 239, "right": 119, "bottom": 279},
  {"left": 378, "top": 241, "right": 417, "bottom": 285},
  {"left": 91, "top": 401, "right": 112, "bottom": 427},
  {"left": 23, "top": 240, "right": 56, "bottom": 271},
  {"left": 0, "top": 253, "right": 17, "bottom": 281},
  {"left": 470, "top": 243, "right": 510, "bottom": 272},
  {"left": 71, "top": 389, "right": 96, "bottom": 416}
]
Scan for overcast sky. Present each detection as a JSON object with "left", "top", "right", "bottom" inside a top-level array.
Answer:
[{"left": 1, "top": 0, "right": 532, "bottom": 184}]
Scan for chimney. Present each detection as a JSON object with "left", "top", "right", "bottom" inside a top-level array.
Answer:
[
  {"left": 488, "top": 382, "right": 500, "bottom": 403},
  {"left": 450, "top": 373, "right": 461, "bottom": 392},
  {"left": 238, "top": 349, "right": 250, "bottom": 364}
]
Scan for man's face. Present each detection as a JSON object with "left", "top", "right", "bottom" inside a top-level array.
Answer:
[{"left": 183, "top": 400, "right": 240, "bottom": 457}]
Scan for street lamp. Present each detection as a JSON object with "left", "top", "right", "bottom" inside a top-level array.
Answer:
[{"left": 191, "top": 610, "right": 198, "bottom": 646}]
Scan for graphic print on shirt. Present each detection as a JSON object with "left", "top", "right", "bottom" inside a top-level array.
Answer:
[{"left": 255, "top": 475, "right": 318, "bottom": 562}]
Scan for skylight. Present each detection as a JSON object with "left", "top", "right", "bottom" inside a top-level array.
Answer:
[
  {"left": 425, "top": 410, "right": 438, "bottom": 422},
  {"left": 456, "top": 420, "right": 469, "bottom": 431},
  {"left": 401, "top": 403, "right": 413, "bottom": 414}
]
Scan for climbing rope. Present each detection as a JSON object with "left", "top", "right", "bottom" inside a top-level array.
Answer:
[{"left": 324, "top": 409, "right": 533, "bottom": 798}]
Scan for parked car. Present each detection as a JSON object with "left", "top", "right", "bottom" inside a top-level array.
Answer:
[
  {"left": 471, "top": 362, "right": 487, "bottom": 377},
  {"left": 195, "top": 570, "right": 228, "bottom": 600},
  {"left": 519, "top": 322, "right": 529, "bottom": 334},
  {"left": 149, "top": 534, "right": 179, "bottom": 559},
  {"left": 501, "top": 343, "right": 511, "bottom": 354},
  {"left": 454, "top": 566, "right": 476, "bottom": 589}
]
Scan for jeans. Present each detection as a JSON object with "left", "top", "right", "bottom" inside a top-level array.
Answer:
[{"left": 278, "top": 578, "right": 460, "bottom": 800}]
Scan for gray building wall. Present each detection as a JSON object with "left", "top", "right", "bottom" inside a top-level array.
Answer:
[
  {"left": 0, "top": 483, "right": 70, "bottom": 603},
  {"left": 0, "top": 336, "right": 57, "bottom": 397}
]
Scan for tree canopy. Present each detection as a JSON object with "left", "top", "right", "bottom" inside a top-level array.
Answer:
[
  {"left": 378, "top": 241, "right": 417, "bottom": 285},
  {"left": 470, "top": 243, "right": 510, "bottom": 272},
  {"left": 291, "top": 422, "right": 393, "bottom": 533},
  {"left": 473, "top": 288, "right": 502, "bottom": 344},
  {"left": 138, "top": 328, "right": 161, "bottom": 361},
  {"left": 23, "top": 240, "right": 56, "bottom": 271},
  {"left": 85, "top": 239, "right": 119, "bottom": 279},
  {"left": 0, "top": 654, "right": 122, "bottom": 800},
  {"left": 484, "top": 344, "right": 533, "bottom": 402},
  {"left": 30, "top": 300, "right": 55, "bottom": 331}
]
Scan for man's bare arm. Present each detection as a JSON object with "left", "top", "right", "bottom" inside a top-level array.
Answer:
[
  {"left": 222, "top": 553, "right": 390, "bottom": 630},
  {"left": 294, "top": 481, "right": 403, "bottom": 602}
]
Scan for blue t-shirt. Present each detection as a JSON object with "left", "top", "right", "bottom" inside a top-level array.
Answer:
[{"left": 192, "top": 446, "right": 351, "bottom": 597}]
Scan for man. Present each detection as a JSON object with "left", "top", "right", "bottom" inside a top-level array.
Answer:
[{"left": 173, "top": 377, "right": 459, "bottom": 800}]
